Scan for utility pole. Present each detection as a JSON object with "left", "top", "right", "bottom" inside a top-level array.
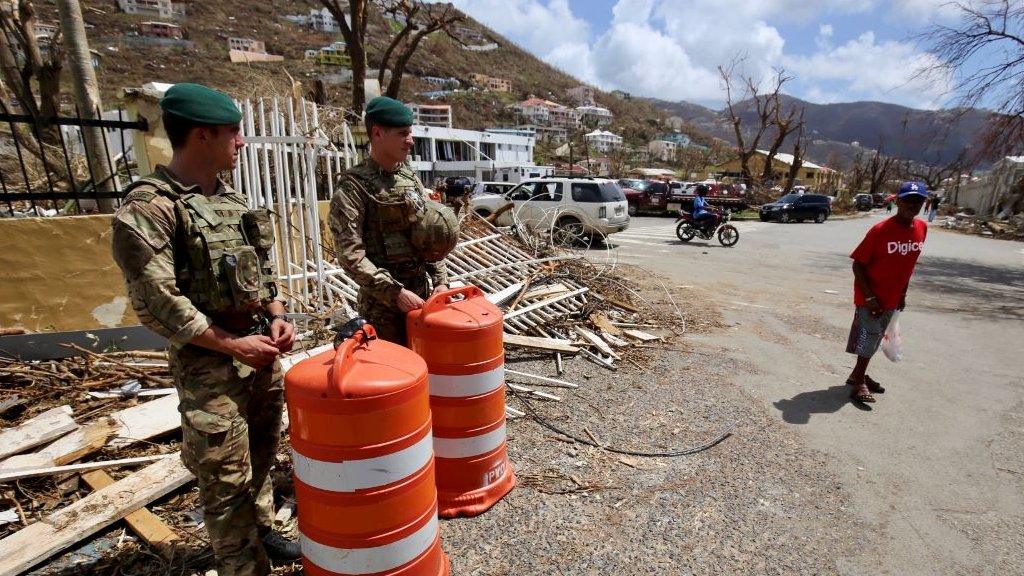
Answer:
[{"left": 57, "top": 0, "right": 117, "bottom": 213}]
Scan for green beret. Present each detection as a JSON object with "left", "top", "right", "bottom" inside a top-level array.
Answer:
[
  {"left": 160, "top": 83, "right": 241, "bottom": 125},
  {"left": 365, "top": 96, "right": 413, "bottom": 127}
]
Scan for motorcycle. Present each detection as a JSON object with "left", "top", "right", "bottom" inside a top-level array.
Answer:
[{"left": 675, "top": 210, "right": 740, "bottom": 247}]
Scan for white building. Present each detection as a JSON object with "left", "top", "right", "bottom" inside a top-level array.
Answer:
[
  {"left": 309, "top": 7, "right": 341, "bottom": 32},
  {"left": 408, "top": 125, "right": 538, "bottom": 182},
  {"left": 409, "top": 104, "right": 453, "bottom": 128},
  {"left": 575, "top": 105, "right": 613, "bottom": 127},
  {"left": 585, "top": 130, "right": 623, "bottom": 153},
  {"left": 648, "top": 139, "right": 680, "bottom": 162},
  {"left": 228, "top": 37, "right": 266, "bottom": 53},
  {"left": 117, "top": 0, "right": 185, "bottom": 18}
]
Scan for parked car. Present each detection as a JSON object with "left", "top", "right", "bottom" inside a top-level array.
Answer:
[
  {"left": 471, "top": 176, "right": 630, "bottom": 242},
  {"left": 668, "top": 181, "right": 749, "bottom": 213},
  {"left": 854, "top": 193, "right": 874, "bottom": 211},
  {"left": 759, "top": 193, "right": 832, "bottom": 223},
  {"left": 619, "top": 178, "right": 667, "bottom": 216},
  {"left": 470, "top": 181, "right": 516, "bottom": 197}
]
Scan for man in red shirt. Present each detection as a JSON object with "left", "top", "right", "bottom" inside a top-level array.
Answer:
[{"left": 846, "top": 181, "right": 929, "bottom": 403}]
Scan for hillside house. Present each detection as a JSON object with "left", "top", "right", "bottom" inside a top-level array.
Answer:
[
  {"left": 408, "top": 126, "right": 537, "bottom": 182},
  {"left": 659, "top": 132, "right": 693, "bottom": 147},
  {"left": 611, "top": 90, "right": 632, "bottom": 100},
  {"left": 139, "top": 21, "right": 183, "bottom": 39},
  {"left": 35, "top": 22, "right": 59, "bottom": 39},
  {"left": 512, "top": 98, "right": 579, "bottom": 130},
  {"left": 470, "top": 73, "right": 512, "bottom": 93},
  {"left": 454, "top": 26, "right": 485, "bottom": 43},
  {"left": 715, "top": 150, "right": 842, "bottom": 189},
  {"left": 228, "top": 38, "right": 265, "bottom": 53},
  {"left": 585, "top": 130, "right": 623, "bottom": 153},
  {"left": 567, "top": 85, "right": 595, "bottom": 106},
  {"left": 575, "top": 105, "right": 613, "bottom": 127},
  {"left": 306, "top": 41, "right": 350, "bottom": 66},
  {"left": 421, "top": 76, "right": 461, "bottom": 89},
  {"left": 648, "top": 140, "right": 680, "bottom": 162},
  {"left": 118, "top": 0, "right": 185, "bottom": 18},
  {"left": 309, "top": 7, "right": 343, "bottom": 32},
  {"left": 409, "top": 104, "right": 453, "bottom": 128},
  {"left": 665, "top": 116, "right": 685, "bottom": 131}
]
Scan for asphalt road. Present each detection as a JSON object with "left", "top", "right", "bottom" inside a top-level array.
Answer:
[{"left": 592, "top": 212, "right": 1024, "bottom": 575}]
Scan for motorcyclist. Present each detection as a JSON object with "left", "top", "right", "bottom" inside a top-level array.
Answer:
[{"left": 691, "top": 184, "right": 721, "bottom": 232}]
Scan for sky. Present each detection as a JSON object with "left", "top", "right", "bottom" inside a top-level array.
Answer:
[{"left": 444, "top": 0, "right": 968, "bottom": 110}]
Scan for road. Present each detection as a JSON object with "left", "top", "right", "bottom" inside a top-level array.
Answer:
[{"left": 593, "top": 212, "right": 1024, "bottom": 575}]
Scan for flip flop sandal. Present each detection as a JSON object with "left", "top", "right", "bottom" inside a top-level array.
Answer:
[
  {"left": 847, "top": 380, "right": 876, "bottom": 403},
  {"left": 865, "top": 376, "right": 886, "bottom": 394}
]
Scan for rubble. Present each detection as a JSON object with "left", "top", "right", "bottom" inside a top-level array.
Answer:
[
  {"left": 940, "top": 211, "right": 1024, "bottom": 240},
  {"left": 0, "top": 211, "right": 682, "bottom": 573}
]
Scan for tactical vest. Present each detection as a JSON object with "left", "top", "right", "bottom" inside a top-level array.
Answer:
[
  {"left": 341, "top": 167, "right": 426, "bottom": 272},
  {"left": 122, "top": 177, "right": 277, "bottom": 316}
]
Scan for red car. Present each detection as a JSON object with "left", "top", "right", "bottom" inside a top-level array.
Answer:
[{"left": 619, "top": 179, "right": 668, "bottom": 216}]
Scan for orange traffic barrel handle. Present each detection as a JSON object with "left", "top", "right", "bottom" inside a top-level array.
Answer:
[
  {"left": 329, "top": 324, "right": 378, "bottom": 398},
  {"left": 419, "top": 285, "right": 485, "bottom": 319}
]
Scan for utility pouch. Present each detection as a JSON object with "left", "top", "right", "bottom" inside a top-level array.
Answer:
[
  {"left": 221, "top": 246, "right": 262, "bottom": 307},
  {"left": 241, "top": 209, "right": 275, "bottom": 252}
]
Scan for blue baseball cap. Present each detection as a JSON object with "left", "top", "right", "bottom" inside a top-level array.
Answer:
[{"left": 898, "top": 181, "right": 928, "bottom": 199}]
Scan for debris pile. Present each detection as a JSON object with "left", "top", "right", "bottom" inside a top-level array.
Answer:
[
  {"left": 0, "top": 213, "right": 680, "bottom": 572},
  {"left": 940, "top": 212, "right": 1024, "bottom": 240}
]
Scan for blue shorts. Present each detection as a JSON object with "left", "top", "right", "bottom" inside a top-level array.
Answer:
[{"left": 846, "top": 306, "right": 894, "bottom": 358}]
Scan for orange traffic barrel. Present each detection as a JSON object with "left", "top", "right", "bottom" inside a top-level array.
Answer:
[
  {"left": 407, "top": 285, "right": 516, "bottom": 518},
  {"left": 285, "top": 326, "right": 450, "bottom": 576}
]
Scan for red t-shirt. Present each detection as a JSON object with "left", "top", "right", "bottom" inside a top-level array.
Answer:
[{"left": 850, "top": 217, "right": 927, "bottom": 310}]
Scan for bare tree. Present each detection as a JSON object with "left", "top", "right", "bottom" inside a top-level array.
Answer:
[
  {"left": 758, "top": 71, "right": 803, "bottom": 185},
  {"left": 718, "top": 62, "right": 788, "bottom": 189},
  {"left": 376, "top": 1, "right": 463, "bottom": 98},
  {"left": 919, "top": 0, "right": 1024, "bottom": 159},
  {"left": 321, "top": 0, "right": 370, "bottom": 114},
  {"left": 782, "top": 111, "right": 806, "bottom": 193},
  {"left": 866, "top": 148, "right": 897, "bottom": 197}
]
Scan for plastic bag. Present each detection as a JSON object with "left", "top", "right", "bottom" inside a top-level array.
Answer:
[{"left": 881, "top": 311, "right": 903, "bottom": 362}]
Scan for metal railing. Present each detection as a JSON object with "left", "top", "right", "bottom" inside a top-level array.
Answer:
[{"left": 0, "top": 110, "right": 147, "bottom": 217}]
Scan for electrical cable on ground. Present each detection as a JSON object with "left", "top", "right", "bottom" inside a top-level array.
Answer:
[{"left": 509, "top": 389, "right": 734, "bottom": 457}]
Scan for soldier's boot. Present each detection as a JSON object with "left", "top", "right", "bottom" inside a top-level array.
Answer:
[{"left": 260, "top": 527, "right": 301, "bottom": 563}]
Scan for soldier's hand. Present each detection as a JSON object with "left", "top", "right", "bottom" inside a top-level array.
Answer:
[
  {"left": 432, "top": 284, "right": 448, "bottom": 295},
  {"left": 229, "top": 335, "right": 279, "bottom": 368},
  {"left": 270, "top": 319, "right": 296, "bottom": 353},
  {"left": 396, "top": 289, "right": 425, "bottom": 313}
]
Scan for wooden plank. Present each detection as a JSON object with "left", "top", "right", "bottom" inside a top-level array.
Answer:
[
  {"left": 623, "top": 329, "right": 663, "bottom": 342},
  {"left": 81, "top": 469, "right": 180, "bottom": 558},
  {"left": 590, "top": 312, "right": 623, "bottom": 336},
  {"left": 0, "top": 418, "right": 119, "bottom": 473},
  {"left": 108, "top": 392, "right": 182, "bottom": 448},
  {"left": 504, "top": 369, "right": 579, "bottom": 389},
  {"left": 0, "top": 454, "right": 174, "bottom": 483},
  {"left": 0, "top": 394, "right": 180, "bottom": 473},
  {"left": 0, "top": 457, "right": 194, "bottom": 576},
  {"left": 485, "top": 283, "right": 523, "bottom": 306},
  {"left": 521, "top": 283, "right": 569, "bottom": 301},
  {"left": 502, "top": 334, "right": 579, "bottom": 354},
  {"left": 504, "top": 288, "right": 589, "bottom": 320},
  {"left": 575, "top": 327, "right": 621, "bottom": 359},
  {"left": 0, "top": 406, "right": 77, "bottom": 460},
  {"left": 601, "top": 331, "right": 631, "bottom": 348}
]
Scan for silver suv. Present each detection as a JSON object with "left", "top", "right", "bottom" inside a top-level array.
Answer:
[{"left": 470, "top": 177, "right": 630, "bottom": 240}]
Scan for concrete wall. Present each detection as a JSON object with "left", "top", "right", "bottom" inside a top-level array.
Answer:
[
  {"left": 0, "top": 201, "right": 335, "bottom": 333},
  {"left": 0, "top": 214, "right": 135, "bottom": 332}
]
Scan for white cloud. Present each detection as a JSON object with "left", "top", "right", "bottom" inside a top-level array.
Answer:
[
  {"left": 784, "top": 31, "right": 952, "bottom": 108},
  {"left": 447, "top": 0, "right": 952, "bottom": 109},
  {"left": 888, "top": 0, "right": 963, "bottom": 22}
]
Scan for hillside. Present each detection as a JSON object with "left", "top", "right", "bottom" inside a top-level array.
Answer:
[
  {"left": 35, "top": 1, "right": 677, "bottom": 152},
  {"left": 649, "top": 95, "right": 993, "bottom": 168}
]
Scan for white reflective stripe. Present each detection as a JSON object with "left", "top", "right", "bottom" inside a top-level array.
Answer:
[
  {"left": 293, "top": 432, "right": 432, "bottom": 492},
  {"left": 433, "top": 423, "right": 506, "bottom": 459},
  {"left": 428, "top": 363, "right": 505, "bottom": 397},
  {"left": 301, "top": 514, "right": 438, "bottom": 575}
]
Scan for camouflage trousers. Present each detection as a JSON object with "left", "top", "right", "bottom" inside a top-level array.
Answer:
[
  {"left": 170, "top": 344, "right": 284, "bottom": 576},
  {"left": 357, "top": 272, "right": 430, "bottom": 345}
]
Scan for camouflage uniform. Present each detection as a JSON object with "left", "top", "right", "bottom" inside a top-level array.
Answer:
[
  {"left": 329, "top": 157, "right": 448, "bottom": 344},
  {"left": 110, "top": 166, "right": 282, "bottom": 576}
]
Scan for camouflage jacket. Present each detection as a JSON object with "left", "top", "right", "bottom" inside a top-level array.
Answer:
[
  {"left": 329, "top": 157, "right": 448, "bottom": 304},
  {"left": 110, "top": 166, "right": 280, "bottom": 346}
]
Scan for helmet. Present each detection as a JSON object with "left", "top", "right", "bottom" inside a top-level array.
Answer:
[
  {"left": 694, "top": 184, "right": 709, "bottom": 196},
  {"left": 411, "top": 200, "right": 459, "bottom": 262}
]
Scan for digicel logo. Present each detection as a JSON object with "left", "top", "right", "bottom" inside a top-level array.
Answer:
[{"left": 888, "top": 241, "right": 924, "bottom": 255}]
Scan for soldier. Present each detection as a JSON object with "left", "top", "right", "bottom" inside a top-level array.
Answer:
[
  {"left": 329, "top": 96, "right": 458, "bottom": 344},
  {"left": 110, "top": 83, "right": 300, "bottom": 575}
]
